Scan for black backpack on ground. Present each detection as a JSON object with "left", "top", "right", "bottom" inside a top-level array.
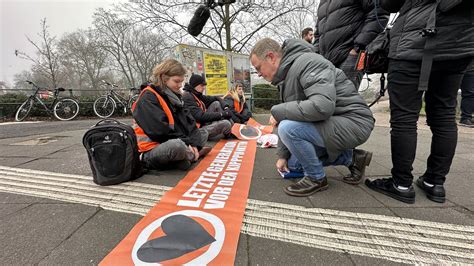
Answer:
[{"left": 83, "top": 119, "right": 145, "bottom": 186}]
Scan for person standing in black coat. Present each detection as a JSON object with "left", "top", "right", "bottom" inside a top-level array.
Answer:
[
  {"left": 182, "top": 74, "right": 233, "bottom": 140},
  {"left": 365, "top": 0, "right": 474, "bottom": 204},
  {"left": 314, "top": 0, "right": 389, "bottom": 89}
]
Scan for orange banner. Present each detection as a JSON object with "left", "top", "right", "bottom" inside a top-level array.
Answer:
[
  {"left": 231, "top": 118, "right": 274, "bottom": 140},
  {"left": 100, "top": 140, "right": 257, "bottom": 265}
]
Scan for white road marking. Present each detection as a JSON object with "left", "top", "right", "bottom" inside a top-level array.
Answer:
[
  {"left": 0, "top": 165, "right": 473, "bottom": 264},
  {"left": 0, "top": 121, "right": 42, "bottom": 125}
]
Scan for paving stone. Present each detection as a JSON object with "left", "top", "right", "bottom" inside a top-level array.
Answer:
[
  {"left": 38, "top": 209, "right": 141, "bottom": 265},
  {"left": 0, "top": 203, "right": 98, "bottom": 265}
]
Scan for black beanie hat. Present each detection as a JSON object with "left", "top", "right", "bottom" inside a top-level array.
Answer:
[{"left": 189, "top": 74, "right": 207, "bottom": 89}]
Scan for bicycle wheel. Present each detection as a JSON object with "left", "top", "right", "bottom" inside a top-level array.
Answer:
[
  {"left": 128, "top": 94, "right": 139, "bottom": 111},
  {"left": 15, "top": 98, "right": 34, "bottom": 122},
  {"left": 93, "top": 96, "right": 116, "bottom": 118},
  {"left": 53, "top": 98, "right": 80, "bottom": 121}
]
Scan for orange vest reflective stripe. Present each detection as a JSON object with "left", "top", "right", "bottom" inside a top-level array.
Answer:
[
  {"left": 132, "top": 86, "right": 174, "bottom": 153},
  {"left": 191, "top": 93, "right": 206, "bottom": 128}
]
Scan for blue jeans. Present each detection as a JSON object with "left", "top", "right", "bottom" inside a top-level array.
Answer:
[{"left": 278, "top": 120, "right": 353, "bottom": 181}]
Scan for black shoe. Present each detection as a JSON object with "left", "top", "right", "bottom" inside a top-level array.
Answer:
[
  {"left": 284, "top": 176, "right": 329, "bottom": 197},
  {"left": 365, "top": 178, "right": 415, "bottom": 204},
  {"left": 415, "top": 176, "right": 445, "bottom": 203},
  {"left": 459, "top": 119, "right": 474, "bottom": 128},
  {"left": 343, "top": 149, "right": 373, "bottom": 185}
]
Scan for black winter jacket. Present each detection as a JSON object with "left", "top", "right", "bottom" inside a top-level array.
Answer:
[
  {"left": 223, "top": 95, "right": 252, "bottom": 124},
  {"left": 182, "top": 84, "right": 225, "bottom": 126},
  {"left": 314, "top": 0, "right": 389, "bottom": 66},
  {"left": 380, "top": 0, "right": 474, "bottom": 61},
  {"left": 132, "top": 85, "right": 203, "bottom": 148}
]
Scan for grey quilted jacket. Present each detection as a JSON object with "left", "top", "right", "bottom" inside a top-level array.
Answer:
[{"left": 271, "top": 39, "right": 375, "bottom": 161}]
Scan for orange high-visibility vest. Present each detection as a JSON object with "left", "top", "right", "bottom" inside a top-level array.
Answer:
[
  {"left": 191, "top": 93, "right": 206, "bottom": 128},
  {"left": 131, "top": 86, "right": 174, "bottom": 153},
  {"left": 225, "top": 93, "right": 244, "bottom": 113},
  {"left": 234, "top": 99, "right": 244, "bottom": 113}
]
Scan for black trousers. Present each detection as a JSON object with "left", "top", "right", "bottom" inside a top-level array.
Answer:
[
  {"left": 460, "top": 70, "right": 474, "bottom": 122},
  {"left": 387, "top": 58, "right": 472, "bottom": 186}
]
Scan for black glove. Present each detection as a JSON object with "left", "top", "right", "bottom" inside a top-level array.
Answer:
[{"left": 221, "top": 110, "right": 232, "bottom": 119}]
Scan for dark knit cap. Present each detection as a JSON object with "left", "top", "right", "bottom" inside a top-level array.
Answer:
[{"left": 189, "top": 74, "right": 207, "bottom": 89}]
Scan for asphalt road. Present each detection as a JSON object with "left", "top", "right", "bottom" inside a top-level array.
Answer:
[
  {"left": 0, "top": 118, "right": 130, "bottom": 139},
  {"left": 1, "top": 114, "right": 473, "bottom": 265}
]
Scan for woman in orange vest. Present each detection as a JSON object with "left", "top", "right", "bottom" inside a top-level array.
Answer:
[
  {"left": 224, "top": 82, "right": 252, "bottom": 124},
  {"left": 132, "top": 59, "right": 211, "bottom": 170}
]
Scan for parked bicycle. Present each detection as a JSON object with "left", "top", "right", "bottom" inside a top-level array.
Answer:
[
  {"left": 93, "top": 81, "right": 140, "bottom": 118},
  {"left": 15, "top": 81, "right": 80, "bottom": 122}
]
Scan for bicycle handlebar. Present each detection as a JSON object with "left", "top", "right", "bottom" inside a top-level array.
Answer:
[
  {"left": 25, "top": 80, "right": 44, "bottom": 92},
  {"left": 103, "top": 80, "right": 118, "bottom": 88},
  {"left": 25, "top": 80, "right": 68, "bottom": 96}
]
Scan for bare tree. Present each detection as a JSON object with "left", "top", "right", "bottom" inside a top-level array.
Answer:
[
  {"left": 265, "top": 5, "right": 318, "bottom": 44},
  {"left": 120, "top": 0, "right": 318, "bottom": 52},
  {"left": 59, "top": 29, "right": 109, "bottom": 94},
  {"left": 93, "top": 9, "right": 171, "bottom": 87},
  {"left": 126, "top": 26, "right": 170, "bottom": 84},
  {"left": 15, "top": 18, "right": 63, "bottom": 88},
  {"left": 93, "top": 9, "right": 136, "bottom": 87},
  {"left": 12, "top": 70, "right": 43, "bottom": 94}
]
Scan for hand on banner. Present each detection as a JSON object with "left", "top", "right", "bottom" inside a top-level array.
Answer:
[
  {"left": 269, "top": 115, "right": 278, "bottom": 127},
  {"left": 189, "top": 145, "right": 199, "bottom": 161},
  {"left": 276, "top": 158, "right": 289, "bottom": 173}
]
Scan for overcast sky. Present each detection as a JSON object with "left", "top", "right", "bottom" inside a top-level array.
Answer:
[{"left": 0, "top": 0, "right": 124, "bottom": 85}]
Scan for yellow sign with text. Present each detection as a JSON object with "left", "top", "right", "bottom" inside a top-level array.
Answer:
[{"left": 204, "top": 53, "right": 228, "bottom": 95}]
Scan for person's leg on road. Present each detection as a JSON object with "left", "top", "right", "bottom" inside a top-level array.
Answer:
[
  {"left": 279, "top": 120, "right": 328, "bottom": 180},
  {"left": 202, "top": 101, "right": 232, "bottom": 140},
  {"left": 278, "top": 120, "right": 353, "bottom": 196},
  {"left": 208, "top": 100, "right": 224, "bottom": 113},
  {"left": 418, "top": 58, "right": 471, "bottom": 203},
  {"left": 142, "top": 139, "right": 194, "bottom": 170},
  {"left": 460, "top": 70, "right": 474, "bottom": 127},
  {"left": 196, "top": 128, "right": 209, "bottom": 147},
  {"left": 202, "top": 120, "right": 232, "bottom": 141},
  {"left": 365, "top": 60, "right": 421, "bottom": 204}
]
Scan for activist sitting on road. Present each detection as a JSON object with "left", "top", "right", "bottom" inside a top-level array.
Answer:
[
  {"left": 132, "top": 59, "right": 211, "bottom": 171},
  {"left": 224, "top": 82, "right": 252, "bottom": 124},
  {"left": 250, "top": 38, "right": 375, "bottom": 197},
  {"left": 182, "top": 74, "right": 233, "bottom": 140}
]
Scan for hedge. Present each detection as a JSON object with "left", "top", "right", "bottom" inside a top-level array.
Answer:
[
  {"left": 0, "top": 93, "right": 131, "bottom": 120},
  {"left": 1, "top": 85, "right": 280, "bottom": 120},
  {"left": 252, "top": 84, "right": 280, "bottom": 110}
]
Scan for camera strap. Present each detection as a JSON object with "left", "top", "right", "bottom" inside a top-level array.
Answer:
[{"left": 418, "top": 0, "right": 441, "bottom": 91}]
